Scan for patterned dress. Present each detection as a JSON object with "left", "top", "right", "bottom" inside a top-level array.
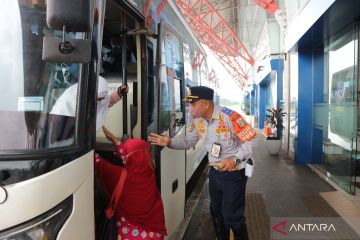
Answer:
[{"left": 117, "top": 216, "right": 164, "bottom": 240}]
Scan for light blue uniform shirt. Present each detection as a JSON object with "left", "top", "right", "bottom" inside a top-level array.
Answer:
[{"left": 169, "top": 106, "right": 252, "bottom": 163}]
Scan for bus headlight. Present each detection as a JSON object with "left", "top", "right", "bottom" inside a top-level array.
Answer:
[{"left": 0, "top": 195, "right": 73, "bottom": 240}]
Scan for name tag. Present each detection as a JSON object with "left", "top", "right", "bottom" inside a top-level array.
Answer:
[{"left": 210, "top": 143, "right": 221, "bottom": 157}]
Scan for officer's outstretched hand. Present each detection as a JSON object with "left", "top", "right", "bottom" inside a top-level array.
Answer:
[
  {"left": 219, "top": 157, "right": 237, "bottom": 171},
  {"left": 148, "top": 133, "right": 171, "bottom": 147}
]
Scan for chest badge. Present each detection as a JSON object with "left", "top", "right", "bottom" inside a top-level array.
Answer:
[{"left": 197, "top": 120, "right": 204, "bottom": 130}]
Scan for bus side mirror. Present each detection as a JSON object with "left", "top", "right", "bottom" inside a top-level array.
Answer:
[
  {"left": 47, "top": 0, "right": 90, "bottom": 32},
  {"left": 42, "top": 0, "right": 91, "bottom": 63}
]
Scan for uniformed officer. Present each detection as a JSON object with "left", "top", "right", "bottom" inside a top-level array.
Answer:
[{"left": 148, "top": 86, "right": 256, "bottom": 240}]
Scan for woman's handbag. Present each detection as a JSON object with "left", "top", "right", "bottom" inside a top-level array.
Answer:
[{"left": 98, "top": 168, "right": 127, "bottom": 240}]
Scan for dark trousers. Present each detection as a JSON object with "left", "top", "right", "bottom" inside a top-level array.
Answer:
[{"left": 209, "top": 167, "right": 247, "bottom": 229}]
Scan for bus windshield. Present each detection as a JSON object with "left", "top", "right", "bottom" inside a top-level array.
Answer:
[{"left": 0, "top": 0, "right": 84, "bottom": 152}]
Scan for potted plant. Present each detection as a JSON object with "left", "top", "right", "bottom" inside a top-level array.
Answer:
[{"left": 265, "top": 107, "right": 286, "bottom": 154}]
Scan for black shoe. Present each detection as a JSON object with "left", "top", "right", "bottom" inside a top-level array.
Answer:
[
  {"left": 232, "top": 223, "right": 249, "bottom": 240},
  {"left": 212, "top": 216, "right": 230, "bottom": 240}
]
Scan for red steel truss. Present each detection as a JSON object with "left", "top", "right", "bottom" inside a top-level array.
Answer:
[
  {"left": 145, "top": 0, "right": 168, "bottom": 26},
  {"left": 208, "top": 68, "right": 219, "bottom": 89},
  {"left": 209, "top": 68, "right": 216, "bottom": 82},
  {"left": 191, "top": 51, "right": 204, "bottom": 69},
  {"left": 252, "top": 0, "right": 286, "bottom": 31},
  {"left": 144, "top": 0, "right": 282, "bottom": 89},
  {"left": 175, "top": 0, "right": 255, "bottom": 89},
  {"left": 251, "top": 0, "right": 280, "bottom": 16}
]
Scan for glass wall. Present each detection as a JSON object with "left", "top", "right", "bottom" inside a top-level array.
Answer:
[{"left": 313, "top": 25, "right": 358, "bottom": 194}]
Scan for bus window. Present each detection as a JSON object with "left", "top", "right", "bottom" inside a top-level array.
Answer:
[
  {"left": 146, "top": 40, "right": 158, "bottom": 136},
  {"left": 0, "top": 1, "right": 84, "bottom": 151},
  {"left": 164, "top": 31, "right": 183, "bottom": 80},
  {"left": 159, "top": 29, "right": 185, "bottom": 137}
]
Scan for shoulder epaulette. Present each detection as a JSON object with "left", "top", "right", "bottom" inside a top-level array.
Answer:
[{"left": 221, "top": 107, "right": 234, "bottom": 116}]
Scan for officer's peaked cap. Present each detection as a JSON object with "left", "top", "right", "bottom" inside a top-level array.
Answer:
[{"left": 183, "top": 86, "right": 214, "bottom": 103}]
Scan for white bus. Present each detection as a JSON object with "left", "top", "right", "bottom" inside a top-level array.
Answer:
[{"left": 0, "top": 0, "right": 211, "bottom": 238}]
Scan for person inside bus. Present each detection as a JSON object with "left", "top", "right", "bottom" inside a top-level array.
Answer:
[
  {"left": 50, "top": 76, "right": 128, "bottom": 119},
  {"left": 95, "top": 133, "right": 167, "bottom": 240},
  {"left": 48, "top": 76, "right": 127, "bottom": 149}
]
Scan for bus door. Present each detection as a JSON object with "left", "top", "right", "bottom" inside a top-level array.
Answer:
[
  {"left": 95, "top": 0, "right": 144, "bottom": 157},
  {"left": 154, "top": 21, "right": 188, "bottom": 236}
]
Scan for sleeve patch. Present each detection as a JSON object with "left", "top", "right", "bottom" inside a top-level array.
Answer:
[{"left": 226, "top": 110, "right": 256, "bottom": 143}]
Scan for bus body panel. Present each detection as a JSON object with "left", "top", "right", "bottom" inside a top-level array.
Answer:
[
  {"left": 160, "top": 128, "right": 186, "bottom": 237},
  {"left": 0, "top": 151, "right": 94, "bottom": 240},
  {"left": 185, "top": 141, "right": 207, "bottom": 183},
  {"left": 57, "top": 151, "right": 95, "bottom": 240}
]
